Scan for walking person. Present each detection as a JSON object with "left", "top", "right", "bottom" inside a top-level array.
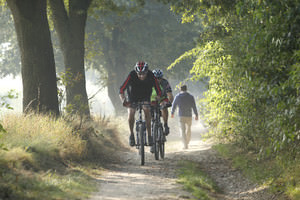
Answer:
[{"left": 171, "top": 85, "right": 198, "bottom": 149}]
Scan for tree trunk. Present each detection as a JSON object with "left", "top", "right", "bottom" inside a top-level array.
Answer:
[
  {"left": 105, "top": 27, "right": 128, "bottom": 115},
  {"left": 7, "top": 0, "right": 59, "bottom": 115},
  {"left": 49, "top": 0, "right": 91, "bottom": 116},
  {"left": 106, "top": 61, "right": 126, "bottom": 114}
]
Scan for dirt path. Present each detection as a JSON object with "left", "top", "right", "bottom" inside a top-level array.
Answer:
[{"left": 89, "top": 122, "right": 275, "bottom": 200}]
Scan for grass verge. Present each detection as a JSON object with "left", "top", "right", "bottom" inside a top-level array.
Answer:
[
  {"left": 0, "top": 113, "right": 125, "bottom": 200},
  {"left": 177, "top": 160, "right": 220, "bottom": 200},
  {"left": 213, "top": 143, "right": 300, "bottom": 200}
]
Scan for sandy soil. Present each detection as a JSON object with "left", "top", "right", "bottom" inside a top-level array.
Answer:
[{"left": 89, "top": 120, "right": 278, "bottom": 200}]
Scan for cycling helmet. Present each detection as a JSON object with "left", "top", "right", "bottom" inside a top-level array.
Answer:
[
  {"left": 153, "top": 69, "right": 163, "bottom": 79},
  {"left": 135, "top": 61, "right": 148, "bottom": 73}
]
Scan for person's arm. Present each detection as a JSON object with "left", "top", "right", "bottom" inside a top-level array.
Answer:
[
  {"left": 152, "top": 75, "right": 162, "bottom": 98},
  {"left": 191, "top": 96, "right": 198, "bottom": 120},
  {"left": 119, "top": 93, "right": 125, "bottom": 103},
  {"left": 163, "top": 79, "right": 173, "bottom": 103},
  {"left": 170, "top": 96, "right": 178, "bottom": 118},
  {"left": 119, "top": 73, "right": 131, "bottom": 106},
  {"left": 167, "top": 92, "right": 173, "bottom": 103}
]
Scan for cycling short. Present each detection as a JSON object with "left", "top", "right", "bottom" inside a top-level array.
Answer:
[
  {"left": 151, "top": 97, "right": 168, "bottom": 105},
  {"left": 129, "top": 101, "right": 151, "bottom": 109}
]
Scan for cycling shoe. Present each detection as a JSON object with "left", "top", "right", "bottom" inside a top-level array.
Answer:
[
  {"left": 129, "top": 134, "right": 135, "bottom": 147},
  {"left": 164, "top": 125, "right": 170, "bottom": 135},
  {"left": 150, "top": 146, "right": 154, "bottom": 153}
]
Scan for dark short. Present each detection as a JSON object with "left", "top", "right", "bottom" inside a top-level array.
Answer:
[
  {"left": 129, "top": 95, "right": 151, "bottom": 109},
  {"left": 129, "top": 101, "right": 151, "bottom": 109}
]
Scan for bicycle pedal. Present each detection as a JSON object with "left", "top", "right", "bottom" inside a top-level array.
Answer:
[{"left": 150, "top": 146, "right": 154, "bottom": 153}]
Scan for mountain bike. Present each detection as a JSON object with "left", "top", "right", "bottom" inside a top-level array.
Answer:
[
  {"left": 133, "top": 102, "right": 150, "bottom": 165},
  {"left": 151, "top": 102, "right": 170, "bottom": 160}
]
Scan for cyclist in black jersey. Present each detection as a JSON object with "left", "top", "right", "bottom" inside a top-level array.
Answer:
[{"left": 119, "top": 61, "right": 161, "bottom": 147}]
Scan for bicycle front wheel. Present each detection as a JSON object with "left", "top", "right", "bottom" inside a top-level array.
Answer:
[
  {"left": 158, "top": 125, "right": 165, "bottom": 159},
  {"left": 138, "top": 123, "right": 145, "bottom": 165}
]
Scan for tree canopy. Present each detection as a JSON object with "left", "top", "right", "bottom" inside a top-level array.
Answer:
[
  {"left": 167, "top": 0, "right": 300, "bottom": 157},
  {"left": 85, "top": 0, "right": 198, "bottom": 112}
]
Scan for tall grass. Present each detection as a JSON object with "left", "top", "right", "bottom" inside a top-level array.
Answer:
[
  {"left": 0, "top": 113, "right": 96, "bottom": 200},
  {"left": 2, "top": 113, "right": 86, "bottom": 160}
]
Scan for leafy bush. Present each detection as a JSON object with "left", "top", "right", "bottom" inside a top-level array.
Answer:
[{"left": 168, "top": 0, "right": 300, "bottom": 159}]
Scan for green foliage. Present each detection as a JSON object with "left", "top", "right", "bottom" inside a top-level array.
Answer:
[
  {"left": 64, "top": 95, "right": 90, "bottom": 117},
  {"left": 0, "top": 124, "right": 6, "bottom": 150},
  {"left": 57, "top": 71, "right": 90, "bottom": 125},
  {"left": 168, "top": 0, "right": 300, "bottom": 197},
  {"left": 0, "top": 89, "right": 18, "bottom": 110},
  {"left": 86, "top": 0, "right": 198, "bottom": 79},
  {"left": 168, "top": 0, "right": 300, "bottom": 158}
]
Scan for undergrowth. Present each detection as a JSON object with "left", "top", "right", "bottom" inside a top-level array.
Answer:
[
  {"left": 0, "top": 113, "right": 124, "bottom": 200},
  {"left": 213, "top": 143, "right": 300, "bottom": 200}
]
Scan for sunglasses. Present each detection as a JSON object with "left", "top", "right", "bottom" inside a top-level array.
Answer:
[{"left": 137, "top": 72, "right": 147, "bottom": 76}]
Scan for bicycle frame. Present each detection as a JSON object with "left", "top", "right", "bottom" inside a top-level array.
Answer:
[{"left": 133, "top": 102, "right": 149, "bottom": 165}]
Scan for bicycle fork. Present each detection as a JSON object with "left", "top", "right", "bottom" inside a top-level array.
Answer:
[{"left": 136, "top": 121, "right": 146, "bottom": 148}]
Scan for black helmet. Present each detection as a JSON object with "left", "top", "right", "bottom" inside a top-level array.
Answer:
[
  {"left": 135, "top": 61, "right": 148, "bottom": 73},
  {"left": 153, "top": 69, "right": 163, "bottom": 78}
]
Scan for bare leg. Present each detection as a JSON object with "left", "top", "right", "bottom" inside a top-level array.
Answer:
[
  {"left": 162, "top": 108, "right": 170, "bottom": 135},
  {"left": 128, "top": 107, "right": 135, "bottom": 134},
  {"left": 162, "top": 108, "right": 168, "bottom": 124}
]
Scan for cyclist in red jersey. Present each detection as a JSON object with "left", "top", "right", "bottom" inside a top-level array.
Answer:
[{"left": 119, "top": 61, "right": 161, "bottom": 146}]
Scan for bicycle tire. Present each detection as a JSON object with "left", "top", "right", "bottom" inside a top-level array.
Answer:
[
  {"left": 138, "top": 123, "right": 145, "bottom": 165},
  {"left": 153, "top": 123, "right": 159, "bottom": 160},
  {"left": 158, "top": 125, "right": 165, "bottom": 159}
]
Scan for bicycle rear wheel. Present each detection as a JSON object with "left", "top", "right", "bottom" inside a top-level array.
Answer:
[
  {"left": 158, "top": 125, "right": 165, "bottom": 159},
  {"left": 138, "top": 123, "right": 145, "bottom": 165},
  {"left": 153, "top": 123, "right": 159, "bottom": 160}
]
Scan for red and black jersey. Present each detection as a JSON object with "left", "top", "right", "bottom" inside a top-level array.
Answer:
[{"left": 120, "top": 70, "right": 161, "bottom": 103}]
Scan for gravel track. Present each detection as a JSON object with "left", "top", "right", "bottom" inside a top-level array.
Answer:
[{"left": 89, "top": 122, "right": 277, "bottom": 200}]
